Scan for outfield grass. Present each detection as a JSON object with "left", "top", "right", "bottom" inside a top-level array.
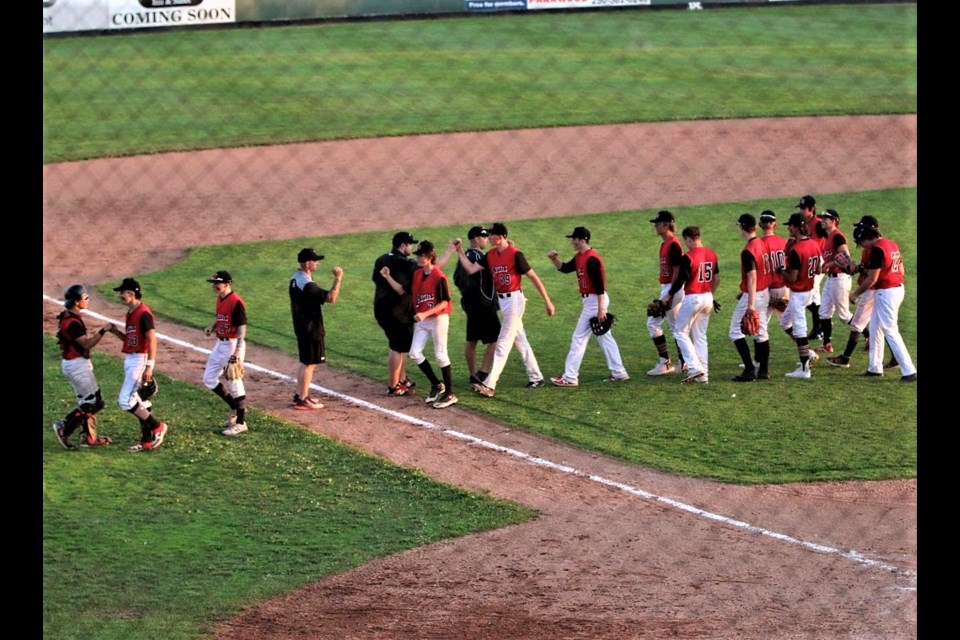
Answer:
[
  {"left": 42, "top": 3, "right": 916, "bottom": 163},
  {"left": 42, "top": 336, "right": 534, "bottom": 640},
  {"left": 101, "top": 187, "right": 917, "bottom": 485}
]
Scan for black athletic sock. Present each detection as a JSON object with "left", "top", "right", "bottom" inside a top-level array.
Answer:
[
  {"left": 821, "top": 318, "right": 833, "bottom": 345},
  {"left": 841, "top": 330, "right": 861, "bottom": 359},
  {"left": 418, "top": 360, "right": 440, "bottom": 386},
  {"left": 441, "top": 365, "right": 452, "bottom": 392},
  {"left": 733, "top": 337, "right": 754, "bottom": 371},
  {"left": 755, "top": 340, "right": 770, "bottom": 375},
  {"left": 653, "top": 335, "right": 669, "bottom": 360},
  {"left": 807, "top": 304, "right": 821, "bottom": 336}
]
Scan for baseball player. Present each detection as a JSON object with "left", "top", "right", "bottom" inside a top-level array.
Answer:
[
  {"left": 826, "top": 216, "right": 898, "bottom": 370},
  {"left": 437, "top": 226, "right": 500, "bottom": 386},
  {"left": 104, "top": 277, "right": 169, "bottom": 452},
  {"left": 795, "top": 195, "right": 826, "bottom": 342},
  {"left": 372, "top": 232, "right": 418, "bottom": 396},
  {"left": 546, "top": 226, "right": 629, "bottom": 386},
  {"left": 202, "top": 271, "right": 249, "bottom": 436},
  {"left": 381, "top": 241, "right": 458, "bottom": 408},
  {"left": 813, "top": 209, "right": 853, "bottom": 354},
  {"left": 779, "top": 214, "right": 824, "bottom": 379},
  {"left": 849, "top": 227, "right": 917, "bottom": 381},
  {"left": 646, "top": 210, "right": 685, "bottom": 376},
  {"left": 454, "top": 222, "right": 555, "bottom": 398},
  {"left": 290, "top": 248, "right": 343, "bottom": 409},
  {"left": 729, "top": 214, "right": 772, "bottom": 381},
  {"left": 759, "top": 211, "right": 789, "bottom": 325},
  {"left": 52, "top": 285, "right": 115, "bottom": 449},
  {"left": 660, "top": 226, "right": 720, "bottom": 384}
]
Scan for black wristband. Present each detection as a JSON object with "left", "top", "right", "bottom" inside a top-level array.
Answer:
[{"left": 98, "top": 328, "right": 107, "bottom": 336}]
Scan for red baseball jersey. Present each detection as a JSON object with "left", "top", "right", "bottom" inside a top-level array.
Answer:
[
  {"left": 822, "top": 229, "right": 848, "bottom": 275},
  {"left": 786, "top": 238, "right": 822, "bottom": 292},
  {"left": 739, "top": 236, "right": 771, "bottom": 293},
  {"left": 869, "top": 237, "right": 905, "bottom": 289},
  {"left": 213, "top": 291, "right": 247, "bottom": 339},
  {"left": 486, "top": 244, "right": 524, "bottom": 294},
  {"left": 122, "top": 302, "right": 156, "bottom": 354},
  {"left": 574, "top": 248, "right": 606, "bottom": 295},
  {"left": 57, "top": 310, "right": 89, "bottom": 360},
  {"left": 658, "top": 236, "right": 683, "bottom": 285},
  {"left": 762, "top": 234, "right": 788, "bottom": 289},
  {"left": 683, "top": 246, "right": 719, "bottom": 295},
  {"left": 412, "top": 266, "right": 452, "bottom": 315}
]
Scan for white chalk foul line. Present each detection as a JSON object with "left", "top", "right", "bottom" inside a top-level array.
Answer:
[{"left": 44, "top": 295, "right": 916, "bottom": 579}]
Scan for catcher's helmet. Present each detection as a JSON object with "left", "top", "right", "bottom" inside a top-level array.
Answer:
[{"left": 64, "top": 284, "right": 88, "bottom": 309}]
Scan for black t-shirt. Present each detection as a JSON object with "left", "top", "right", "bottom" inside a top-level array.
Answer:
[
  {"left": 372, "top": 251, "right": 415, "bottom": 309},
  {"left": 289, "top": 270, "right": 329, "bottom": 337}
]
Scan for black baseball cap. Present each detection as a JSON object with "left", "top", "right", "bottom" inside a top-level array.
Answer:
[
  {"left": 856, "top": 214, "right": 879, "bottom": 229},
  {"left": 565, "top": 226, "right": 591, "bottom": 241},
  {"left": 858, "top": 227, "right": 881, "bottom": 242},
  {"left": 736, "top": 213, "right": 757, "bottom": 229},
  {"left": 796, "top": 195, "right": 816, "bottom": 209},
  {"left": 392, "top": 231, "right": 417, "bottom": 247},
  {"left": 488, "top": 222, "right": 508, "bottom": 237},
  {"left": 206, "top": 270, "right": 232, "bottom": 284},
  {"left": 759, "top": 210, "right": 777, "bottom": 223},
  {"left": 786, "top": 213, "right": 808, "bottom": 228},
  {"left": 467, "top": 226, "right": 489, "bottom": 240},
  {"left": 297, "top": 248, "right": 324, "bottom": 263},
  {"left": 112, "top": 277, "right": 141, "bottom": 293},
  {"left": 414, "top": 240, "right": 437, "bottom": 257},
  {"left": 818, "top": 209, "right": 840, "bottom": 221},
  {"left": 649, "top": 210, "right": 675, "bottom": 224}
]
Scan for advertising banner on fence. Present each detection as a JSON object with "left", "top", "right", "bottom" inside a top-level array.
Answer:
[
  {"left": 526, "top": 0, "right": 651, "bottom": 9},
  {"left": 44, "top": 0, "right": 236, "bottom": 34},
  {"left": 464, "top": 0, "right": 527, "bottom": 11}
]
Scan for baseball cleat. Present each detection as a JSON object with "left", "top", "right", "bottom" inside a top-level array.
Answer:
[
  {"left": 737, "top": 359, "right": 761, "bottom": 371},
  {"left": 550, "top": 376, "right": 579, "bottom": 387},
  {"left": 426, "top": 383, "right": 445, "bottom": 403},
  {"left": 293, "top": 395, "right": 325, "bottom": 408},
  {"left": 884, "top": 359, "right": 900, "bottom": 370},
  {"left": 785, "top": 365, "right": 811, "bottom": 379},
  {"left": 732, "top": 372, "right": 757, "bottom": 382},
  {"left": 400, "top": 378, "right": 417, "bottom": 391},
  {"left": 826, "top": 356, "right": 850, "bottom": 368},
  {"left": 469, "top": 374, "right": 487, "bottom": 386},
  {"left": 861, "top": 371, "right": 883, "bottom": 377},
  {"left": 808, "top": 351, "right": 820, "bottom": 364},
  {"left": 680, "top": 371, "right": 705, "bottom": 384},
  {"left": 601, "top": 374, "right": 630, "bottom": 383},
  {"left": 432, "top": 392, "right": 459, "bottom": 408},
  {"left": 525, "top": 379, "right": 546, "bottom": 388},
  {"left": 150, "top": 423, "right": 168, "bottom": 449},
  {"left": 647, "top": 361, "right": 676, "bottom": 376},
  {"left": 900, "top": 373, "right": 917, "bottom": 382},
  {"left": 814, "top": 344, "right": 834, "bottom": 354},
  {"left": 52, "top": 421, "right": 74, "bottom": 450},
  {"left": 222, "top": 422, "right": 249, "bottom": 436},
  {"left": 472, "top": 383, "right": 495, "bottom": 397},
  {"left": 223, "top": 409, "right": 238, "bottom": 428}
]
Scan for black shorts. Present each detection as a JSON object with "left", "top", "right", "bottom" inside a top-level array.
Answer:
[
  {"left": 375, "top": 306, "right": 413, "bottom": 353},
  {"left": 465, "top": 304, "right": 501, "bottom": 344},
  {"left": 296, "top": 333, "right": 326, "bottom": 365}
]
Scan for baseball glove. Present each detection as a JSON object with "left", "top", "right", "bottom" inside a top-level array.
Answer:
[
  {"left": 646, "top": 299, "right": 669, "bottom": 318},
  {"left": 589, "top": 313, "right": 617, "bottom": 336},
  {"left": 741, "top": 308, "right": 761, "bottom": 336},
  {"left": 768, "top": 297, "right": 789, "bottom": 313},
  {"left": 137, "top": 378, "right": 158, "bottom": 402},
  {"left": 832, "top": 252, "right": 854, "bottom": 274},
  {"left": 224, "top": 355, "right": 245, "bottom": 381}
]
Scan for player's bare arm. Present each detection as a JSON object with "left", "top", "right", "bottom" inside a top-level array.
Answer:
[
  {"left": 327, "top": 266, "right": 344, "bottom": 303},
  {"left": 452, "top": 239, "right": 483, "bottom": 275},
  {"left": 379, "top": 266, "right": 405, "bottom": 296},
  {"left": 525, "top": 269, "right": 556, "bottom": 316}
]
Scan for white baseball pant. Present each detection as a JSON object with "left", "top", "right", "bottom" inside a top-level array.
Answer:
[
  {"left": 61, "top": 357, "right": 100, "bottom": 408},
  {"left": 819, "top": 273, "right": 853, "bottom": 323},
  {"left": 780, "top": 289, "right": 814, "bottom": 338},
  {"left": 562, "top": 293, "right": 628, "bottom": 383},
  {"left": 674, "top": 292, "right": 714, "bottom": 379},
  {"left": 204, "top": 337, "right": 246, "bottom": 398},
  {"left": 848, "top": 289, "right": 875, "bottom": 333},
  {"left": 119, "top": 352, "right": 149, "bottom": 411},
  {"left": 728, "top": 289, "right": 771, "bottom": 342},
  {"left": 483, "top": 291, "right": 544, "bottom": 389},
  {"left": 766, "top": 286, "right": 789, "bottom": 324},
  {"left": 646, "top": 284, "right": 684, "bottom": 338},
  {"left": 409, "top": 314, "right": 451, "bottom": 368},
  {"left": 867, "top": 285, "right": 917, "bottom": 376}
]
